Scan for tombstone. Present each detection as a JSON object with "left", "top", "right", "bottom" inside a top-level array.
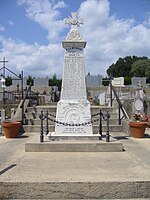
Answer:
[
  {"left": 12, "top": 77, "right": 27, "bottom": 87},
  {"left": 112, "top": 77, "right": 124, "bottom": 87},
  {"left": 55, "top": 12, "right": 93, "bottom": 135},
  {"left": 133, "top": 82, "right": 147, "bottom": 114},
  {"left": 131, "top": 77, "right": 146, "bottom": 88},
  {"left": 34, "top": 77, "right": 49, "bottom": 87},
  {"left": 86, "top": 73, "right": 102, "bottom": 87},
  {"left": 98, "top": 93, "right": 105, "bottom": 106}
]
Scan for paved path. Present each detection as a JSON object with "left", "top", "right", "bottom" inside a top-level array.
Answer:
[
  {"left": 0, "top": 131, "right": 150, "bottom": 199},
  {"left": 0, "top": 131, "right": 150, "bottom": 182}
]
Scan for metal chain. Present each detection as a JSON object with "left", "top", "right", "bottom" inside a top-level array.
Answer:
[
  {"left": 40, "top": 111, "right": 109, "bottom": 126},
  {"left": 47, "top": 116, "right": 99, "bottom": 126}
]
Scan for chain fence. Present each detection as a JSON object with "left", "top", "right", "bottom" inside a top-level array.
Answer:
[{"left": 39, "top": 109, "right": 110, "bottom": 143}]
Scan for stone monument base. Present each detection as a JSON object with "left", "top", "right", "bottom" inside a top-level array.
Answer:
[
  {"left": 55, "top": 100, "right": 93, "bottom": 136},
  {"left": 48, "top": 133, "right": 100, "bottom": 141}
]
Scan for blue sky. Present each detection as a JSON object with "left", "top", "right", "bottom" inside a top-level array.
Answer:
[{"left": 0, "top": 0, "right": 150, "bottom": 78}]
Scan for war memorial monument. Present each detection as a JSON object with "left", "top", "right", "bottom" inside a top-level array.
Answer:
[{"left": 55, "top": 12, "right": 93, "bottom": 136}]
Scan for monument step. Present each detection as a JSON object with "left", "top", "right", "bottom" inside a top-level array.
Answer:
[
  {"left": 23, "top": 124, "right": 123, "bottom": 133},
  {"left": 48, "top": 134, "right": 101, "bottom": 141},
  {"left": 24, "top": 112, "right": 56, "bottom": 119},
  {"left": 25, "top": 105, "right": 117, "bottom": 115},
  {"left": 93, "top": 125, "right": 123, "bottom": 133},
  {"left": 26, "top": 105, "right": 57, "bottom": 112},
  {"left": 24, "top": 118, "right": 120, "bottom": 125},
  {"left": 25, "top": 140, "right": 123, "bottom": 152}
]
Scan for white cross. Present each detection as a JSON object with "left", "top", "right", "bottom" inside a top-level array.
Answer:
[{"left": 64, "top": 12, "right": 83, "bottom": 28}]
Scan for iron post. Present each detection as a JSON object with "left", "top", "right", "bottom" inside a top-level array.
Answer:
[
  {"left": 45, "top": 110, "right": 49, "bottom": 135},
  {"left": 40, "top": 111, "right": 44, "bottom": 142},
  {"left": 99, "top": 109, "right": 103, "bottom": 137},
  {"left": 106, "top": 111, "right": 110, "bottom": 142},
  {"left": 110, "top": 76, "right": 113, "bottom": 107}
]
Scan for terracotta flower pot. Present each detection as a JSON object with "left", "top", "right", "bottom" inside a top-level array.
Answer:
[
  {"left": 129, "top": 121, "right": 148, "bottom": 138},
  {"left": 2, "top": 121, "right": 21, "bottom": 138}
]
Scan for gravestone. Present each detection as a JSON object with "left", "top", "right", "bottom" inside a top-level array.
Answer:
[
  {"left": 86, "top": 74, "right": 102, "bottom": 87},
  {"left": 12, "top": 77, "right": 27, "bottom": 87},
  {"left": 112, "top": 77, "right": 124, "bottom": 87},
  {"left": 55, "top": 12, "right": 93, "bottom": 135},
  {"left": 131, "top": 77, "right": 146, "bottom": 88},
  {"left": 34, "top": 77, "right": 49, "bottom": 87},
  {"left": 98, "top": 93, "right": 105, "bottom": 106},
  {"left": 133, "top": 81, "right": 146, "bottom": 114}
]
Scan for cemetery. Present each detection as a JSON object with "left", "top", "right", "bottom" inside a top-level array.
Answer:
[{"left": 0, "top": 12, "right": 150, "bottom": 199}]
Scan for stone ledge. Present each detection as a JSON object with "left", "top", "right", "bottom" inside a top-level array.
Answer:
[
  {"left": 25, "top": 140, "right": 123, "bottom": 152},
  {"left": 48, "top": 134, "right": 101, "bottom": 141}
]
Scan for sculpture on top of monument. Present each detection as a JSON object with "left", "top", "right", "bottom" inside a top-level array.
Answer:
[{"left": 64, "top": 12, "right": 83, "bottom": 41}]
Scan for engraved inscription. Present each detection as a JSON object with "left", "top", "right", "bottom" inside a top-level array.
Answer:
[
  {"left": 62, "top": 127, "right": 86, "bottom": 134},
  {"left": 61, "top": 51, "right": 87, "bottom": 100}
]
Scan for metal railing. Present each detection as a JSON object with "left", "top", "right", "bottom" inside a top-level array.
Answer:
[
  {"left": 39, "top": 109, "right": 110, "bottom": 143},
  {"left": 109, "top": 79, "right": 129, "bottom": 124},
  {"left": 20, "top": 82, "right": 32, "bottom": 124}
]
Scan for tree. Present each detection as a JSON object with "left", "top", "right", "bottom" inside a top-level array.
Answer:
[
  {"left": 5, "top": 76, "right": 12, "bottom": 86},
  {"left": 107, "top": 56, "right": 149, "bottom": 84},
  {"left": 130, "top": 59, "right": 150, "bottom": 82},
  {"left": 27, "top": 75, "right": 34, "bottom": 86},
  {"left": 102, "top": 76, "right": 110, "bottom": 86},
  {"left": 49, "top": 74, "right": 62, "bottom": 91}
]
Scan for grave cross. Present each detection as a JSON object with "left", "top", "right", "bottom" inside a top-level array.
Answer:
[
  {"left": 0, "top": 57, "right": 9, "bottom": 77},
  {"left": 64, "top": 12, "right": 83, "bottom": 28}
]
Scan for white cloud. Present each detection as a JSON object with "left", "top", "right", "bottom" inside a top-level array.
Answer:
[
  {"left": 0, "top": 0, "right": 150, "bottom": 78},
  {"left": 0, "top": 37, "right": 63, "bottom": 78},
  {"left": 17, "top": 0, "right": 66, "bottom": 42},
  {"left": 8, "top": 21, "right": 14, "bottom": 26},
  {"left": 78, "top": 0, "right": 150, "bottom": 75},
  {"left": 0, "top": 24, "right": 5, "bottom": 32}
]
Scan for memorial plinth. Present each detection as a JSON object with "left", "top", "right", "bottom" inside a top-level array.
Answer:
[{"left": 55, "top": 13, "right": 93, "bottom": 136}]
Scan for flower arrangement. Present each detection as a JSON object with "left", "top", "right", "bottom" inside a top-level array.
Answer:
[
  {"left": 129, "top": 113, "right": 150, "bottom": 138},
  {"left": 131, "top": 113, "right": 150, "bottom": 124},
  {"left": 131, "top": 113, "right": 144, "bottom": 122}
]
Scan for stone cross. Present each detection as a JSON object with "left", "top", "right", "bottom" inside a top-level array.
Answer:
[{"left": 64, "top": 12, "right": 83, "bottom": 29}]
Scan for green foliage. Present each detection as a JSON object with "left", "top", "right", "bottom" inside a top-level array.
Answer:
[
  {"left": 49, "top": 74, "right": 62, "bottom": 91},
  {"left": 5, "top": 76, "right": 12, "bottom": 86},
  {"left": 124, "top": 76, "right": 131, "bottom": 85},
  {"left": 107, "top": 56, "right": 149, "bottom": 84},
  {"left": 27, "top": 75, "right": 34, "bottom": 86},
  {"left": 102, "top": 76, "right": 110, "bottom": 86},
  {"left": 130, "top": 59, "right": 150, "bottom": 82}
]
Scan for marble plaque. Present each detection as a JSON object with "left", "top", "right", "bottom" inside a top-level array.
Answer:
[
  {"left": 55, "top": 100, "right": 92, "bottom": 135},
  {"left": 134, "top": 99, "right": 143, "bottom": 111}
]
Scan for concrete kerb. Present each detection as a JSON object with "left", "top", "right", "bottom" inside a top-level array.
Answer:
[{"left": 25, "top": 132, "right": 123, "bottom": 152}]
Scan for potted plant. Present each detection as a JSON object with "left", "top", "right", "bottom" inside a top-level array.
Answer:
[
  {"left": 129, "top": 113, "right": 149, "bottom": 138},
  {"left": 2, "top": 120, "right": 21, "bottom": 138}
]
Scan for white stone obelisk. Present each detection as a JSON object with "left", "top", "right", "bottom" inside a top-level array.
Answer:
[{"left": 55, "top": 12, "right": 93, "bottom": 135}]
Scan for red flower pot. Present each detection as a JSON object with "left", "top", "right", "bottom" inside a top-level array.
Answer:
[
  {"left": 129, "top": 121, "right": 148, "bottom": 138},
  {"left": 2, "top": 121, "right": 21, "bottom": 138}
]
